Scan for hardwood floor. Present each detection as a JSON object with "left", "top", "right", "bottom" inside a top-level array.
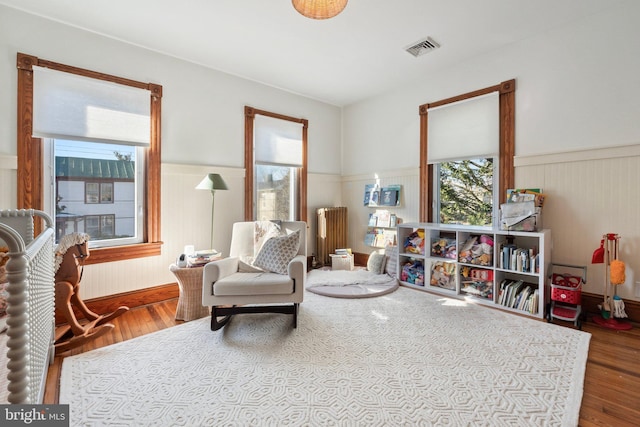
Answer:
[{"left": 44, "top": 299, "right": 640, "bottom": 426}]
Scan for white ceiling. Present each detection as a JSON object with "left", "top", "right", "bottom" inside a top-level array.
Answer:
[{"left": 0, "top": 0, "right": 626, "bottom": 106}]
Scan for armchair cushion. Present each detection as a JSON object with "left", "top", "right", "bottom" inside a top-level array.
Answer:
[
  {"left": 253, "top": 229, "right": 301, "bottom": 274},
  {"left": 214, "top": 273, "right": 294, "bottom": 296}
]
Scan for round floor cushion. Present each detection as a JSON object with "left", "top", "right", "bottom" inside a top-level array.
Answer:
[{"left": 306, "top": 268, "right": 399, "bottom": 298}]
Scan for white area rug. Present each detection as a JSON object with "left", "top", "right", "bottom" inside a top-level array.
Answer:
[
  {"left": 306, "top": 268, "right": 399, "bottom": 298},
  {"left": 60, "top": 288, "right": 590, "bottom": 426}
]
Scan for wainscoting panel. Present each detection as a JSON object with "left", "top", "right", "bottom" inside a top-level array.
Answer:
[
  {"left": 515, "top": 146, "right": 640, "bottom": 302},
  {"left": 0, "top": 155, "right": 17, "bottom": 208}
]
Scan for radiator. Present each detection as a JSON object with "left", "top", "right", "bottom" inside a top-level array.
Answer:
[{"left": 317, "top": 207, "right": 348, "bottom": 266}]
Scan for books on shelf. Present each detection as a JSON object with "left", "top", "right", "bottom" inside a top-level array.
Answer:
[
  {"left": 368, "top": 210, "right": 398, "bottom": 229},
  {"left": 364, "top": 230, "right": 377, "bottom": 246},
  {"left": 381, "top": 229, "right": 397, "bottom": 246},
  {"left": 498, "top": 243, "right": 539, "bottom": 273},
  {"left": 365, "top": 184, "right": 402, "bottom": 207},
  {"left": 497, "top": 279, "right": 538, "bottom": 314},
  {"left": 380, "top": 185, "right": 401, "bottom": 207},
  {"left": 364, "top": 184, "right": 380, "bottom": 207},
  {"left": 365, "top": 228, "right": 396, "bottom": 247},
  {"left": 376, "top": 210, "right": 391, "bottom": 228}
]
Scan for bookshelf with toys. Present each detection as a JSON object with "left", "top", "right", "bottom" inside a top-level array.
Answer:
[{"left": 397, "top": 222, "right": 551, "bottom": 319}]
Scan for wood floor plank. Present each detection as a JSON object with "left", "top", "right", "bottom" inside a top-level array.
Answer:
[{"left": 44, "top": 298, "right": 640, "bottom": 427}]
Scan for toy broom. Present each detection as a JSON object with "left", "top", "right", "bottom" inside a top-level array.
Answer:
[{"left": 592, "top": 233, "right": 632, "bottom": 330}]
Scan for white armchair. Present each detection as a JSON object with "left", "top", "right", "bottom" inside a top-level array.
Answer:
[{"left": 202, "top": 221, "right": 307, "bottom": 330}]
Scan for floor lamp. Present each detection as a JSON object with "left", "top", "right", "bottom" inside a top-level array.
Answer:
[{"left": 196, "top": 173, "right": 228, "bottom": 250}]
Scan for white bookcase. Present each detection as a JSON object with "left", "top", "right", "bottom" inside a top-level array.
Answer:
[{"left": 397, "top": 222, "right": 551, "bottom": 319}]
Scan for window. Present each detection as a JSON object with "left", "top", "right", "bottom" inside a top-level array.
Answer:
[
  {"left": 52, "top": 139, "right": 142, "bottom": 245},
  {"left": 244, "top": 107, "right": 308, "bottom": 222},
  {"left": 419, "top": 80, "right": 515, "bottom": 224},
  {"left": 255, "top": 165, "right": 298, "bottom": 221},
  {"left": 436, "top": 158, "right": 495, "bottom": 226},
  {"left": 16, "top": 52, "right": 163, "bottom": 264}
]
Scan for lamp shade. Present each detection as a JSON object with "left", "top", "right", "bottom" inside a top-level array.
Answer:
[
  {"left": 292, "top": 0, "right": 348, "bottom": 20},
  {"left": 196, "top": 173, "right": 228, "bottom": 191}
]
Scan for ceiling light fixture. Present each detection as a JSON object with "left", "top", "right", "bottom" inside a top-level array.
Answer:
[{"left": 292, "top": 0, "right": 348, "bottom": 20}]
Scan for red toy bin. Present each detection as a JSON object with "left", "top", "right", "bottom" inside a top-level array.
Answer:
[
  {"left": 550, "top": 272, "right": 582, "bottom": 305},
  {"left": 550, "top": 284, "right": 582, "bottom": 305}
]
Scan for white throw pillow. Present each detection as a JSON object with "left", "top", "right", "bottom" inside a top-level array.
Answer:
[
  {"left": 253, "top": 230, "right": 301, "bottom": 275},
  {"left": 367, "top": 251, "right": 386, "bottom": 275},
  {"left": 253, "top": 221, "right": 282, "bottom": 256}
]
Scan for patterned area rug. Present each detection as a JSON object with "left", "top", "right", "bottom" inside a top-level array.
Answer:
[{"left": 60, "top": 288, "right": 590, "bottom": 426}]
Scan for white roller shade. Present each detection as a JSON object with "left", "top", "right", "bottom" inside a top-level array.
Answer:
[
  {"left": 254, "top": 114, "right": 303, "bottom": 167},
  {"left": 427, "top": 92, "right": 498, "bottom": 163},
  {"left": 33, "top": 66, "right": 151, "bottom": 146}
]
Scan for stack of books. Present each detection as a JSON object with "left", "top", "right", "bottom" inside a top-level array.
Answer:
[{"left": 187, "top": 250, "right": 222, "bottom": 267}]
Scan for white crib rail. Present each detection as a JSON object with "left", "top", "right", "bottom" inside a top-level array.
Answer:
[{"left": 0, "top": 209, "right": 55, "bottom": 404}]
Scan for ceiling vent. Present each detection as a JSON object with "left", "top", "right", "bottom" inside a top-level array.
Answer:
[{"left": 405, "top": 37, "right": 440, "bottom": 57}]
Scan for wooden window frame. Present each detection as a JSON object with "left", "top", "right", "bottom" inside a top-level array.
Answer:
[
  {"left": 418, "top": 79, "right": 515, "bottom": 222},
  {"left": 16, "top": 52, "right": 163, "bottom": 264},
  {"left": 244, "top": 106, "right": 308, "bottom": 222}
]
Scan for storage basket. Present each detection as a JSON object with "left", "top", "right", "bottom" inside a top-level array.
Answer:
[
  {"left": 550, "top": 273, "right": 582, "bottom": 305},
  {"left": 330, "top": 254, "right": 354, "bottom": 271}
]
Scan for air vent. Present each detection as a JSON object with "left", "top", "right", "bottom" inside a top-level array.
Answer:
[{"left": 405, "top": 37, "right": 440, "bottom": 57}]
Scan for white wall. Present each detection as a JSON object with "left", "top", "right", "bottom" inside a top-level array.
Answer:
[
  {"left": 342, "top": 2, "right": 640, "bottom": 301},
  {"left": 0, "top": 6, "right": 342, "bottom": 298}
]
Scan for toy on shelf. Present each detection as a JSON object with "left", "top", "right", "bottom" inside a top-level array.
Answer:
[
  {"left": 591, "top": 233, "right": 632, "bottom": 330},
  {"left": 401, "top": 259, "right": 424, "bottom": 286},
  {"left": 431, "top": 237, "right": 456, "bottom": 259},
  {"left": 458, "top": 235, "right": 493, "bottom": 266},
  {"left": 404, "top": 230, "right": 425, "bottom": 255}
]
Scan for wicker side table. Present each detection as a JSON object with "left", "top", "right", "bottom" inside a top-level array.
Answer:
[{"left": 169, "top": 264, "right": 210, "bottom": 321}]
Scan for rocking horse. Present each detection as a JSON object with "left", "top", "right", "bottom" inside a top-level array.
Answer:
[{"left": 54, "top": 232, "right": 129, "bottom": 353}]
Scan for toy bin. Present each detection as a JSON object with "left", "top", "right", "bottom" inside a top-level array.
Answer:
[
  {"left": 546, "top": 263, "right": 586, "bottom": 329},
  {"left": 401, "top": 260, "right": 425, "bottom": 286}
]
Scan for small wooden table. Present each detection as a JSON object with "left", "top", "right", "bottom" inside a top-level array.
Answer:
[{"left": 169, "top": 264, "right": 211, "bottom": 321}]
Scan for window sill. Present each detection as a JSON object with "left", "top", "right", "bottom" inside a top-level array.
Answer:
[{"left": 83, "top": 241, "right": 163, "bottom": 265}]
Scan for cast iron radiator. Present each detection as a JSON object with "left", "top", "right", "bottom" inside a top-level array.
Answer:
[{"left": 316, "top": 207, "right": 348, "bottom": 266}]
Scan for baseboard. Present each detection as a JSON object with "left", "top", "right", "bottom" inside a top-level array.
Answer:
[{"left": 55, "top": 283, "right": 179, "bottom": 325}]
